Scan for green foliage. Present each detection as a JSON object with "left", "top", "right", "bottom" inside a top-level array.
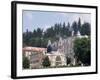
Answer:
[
  {"left": 23, "top": 18, "right": 91, "bottom": 48},
  {"left": 66, "top": 57, "right": 71, "bottom": 65},
  {"left": 23, "top": 22, "right": 72, "bottom": 47},
  {"left": 72, "top": 18, "right": 90, "bottom": 36},
  {"left": 72, "top": 21, "right": 78, "bottom": 35},
  {"left": 74, "top": 37, "right": 91, "bottom": 66},
  {"left": 78, "top": 18, "right": 81, "bottom": 32},
  {"left": 23, "top": 56, "right": 30, "bottom": 69},
  {"left": 81, "top": 22, "right": 91, "bottom": 35},
  {"left": 42, "top": 56, "right": 51, "bottom": 67}
]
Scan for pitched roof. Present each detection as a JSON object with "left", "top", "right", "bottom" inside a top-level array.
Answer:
[{"left": 23, "top": 47, "right": 47, "bottom": 53}]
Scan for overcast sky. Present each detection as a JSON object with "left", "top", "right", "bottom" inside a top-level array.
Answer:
[{"left": 23, "top": 10, "right": 91, "bottom": 32}]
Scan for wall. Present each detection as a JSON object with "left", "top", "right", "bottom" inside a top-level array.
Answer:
[{"left": 0, "top": 0, "right": 99, "bottom": 80}]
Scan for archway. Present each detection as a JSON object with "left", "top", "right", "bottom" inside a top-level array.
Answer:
[{"left": 55, "top": 56, "right": 62, "bottom": 66}]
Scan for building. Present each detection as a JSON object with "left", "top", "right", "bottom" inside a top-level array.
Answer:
[
  {"left": 45, "top": 51, "right": 66, "bottom": 67},
  {"left": 23, "top": 30, "right": 88, "bottom": 68},
  {"left": 23, "top": 47, "right": 47, "bottom": 69},
  {"left": 46, "top": 30, "right": 88, "bottom": 66}
]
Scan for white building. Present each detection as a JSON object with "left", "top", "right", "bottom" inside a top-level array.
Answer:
[
  {"left": 46, "top": 30, "right": 88, "bottom": 67},
  {"left": 23, "top": 30, "right": 88, "bottom": 68}
]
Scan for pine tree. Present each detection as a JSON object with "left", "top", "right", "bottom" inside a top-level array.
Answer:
[
  {"left": 78, "top": 18, "right": 81, "bottom": 32},
  {"left": 72, "top": 21, "right": 78, "bottom": 36}
]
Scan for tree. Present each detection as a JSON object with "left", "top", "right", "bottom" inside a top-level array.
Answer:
[
  {"left": 78, "top": 18, "right": 81, "bottom": 32},
  {"left": 62, "top": 22, "right": 67, "bottom": 37},
  {"left": 36, "top": 28, "right": 43, "bottom": 37},
  {"left": 45, "top": 27, "right": 54, "bottom": 38},
  {"left": 23, "top": 56, "right": 30, "bottom": 69},
  {"left": 23, "top": 21, "right": 90, "bottom": 48},
  {"left": 72, "top": 21, "right": 78, "bottom": 36},
  {"left": 67, "top": 22, "right": 71, "bottom": 36},
  {"left": 80, "top": 22, "right": 91, "bottom": 35},
  {"left": 66, "top": 57, "right": 71, "bottom": 65},
  {"left": 42, "top": 56, "right": 51, "bottom": 67},
  {"left": 23, "top": 29, "right": 33, "bottom": 46},
  {"left": 74, "top": 37, "right": 91, "bottom": 66},
  {"left": 33, "top": 29, "right": 37, "bottom": 37}
]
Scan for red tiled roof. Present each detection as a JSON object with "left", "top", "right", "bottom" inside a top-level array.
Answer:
[{"left": 23, "top": 47, "right": 47, "bottom": 53}]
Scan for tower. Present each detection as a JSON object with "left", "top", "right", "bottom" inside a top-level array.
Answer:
[
  {"left": 47, "top": 40, "right": 52, "bottom": 53},
  {"left": 47, "top": 40, "right": 51, "bottom": 46},
  {"left": 58, "top": 37, "right": 64, "bottom": 54}
]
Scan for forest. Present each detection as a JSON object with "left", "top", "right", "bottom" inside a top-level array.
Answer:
[{"left": 23, "top": 18, "right": 90, "bottom": 48}]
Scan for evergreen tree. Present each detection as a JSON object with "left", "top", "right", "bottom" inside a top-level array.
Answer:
[
  {"left": 42, "top": 56, "right": 51, "bottom": 67},
  {"left": 23, "top": 21, "right": 90, "bottom": 48},
  {"left": 81, "top": 22, "right": 91, "bottom": 35},
  {"left": 72, "top": 21, "right": 78, "bottom": 36},
  {"left": 62, "top": 22, "right": 66, "bottom": 37},
  {"left": 67, "top": 22, "right": 71, "bottom": 36},
  {"left": 23, "top": 56, "right": 30, "bottom": 69},
  {"left": 78, "top": 18, "right": 81, "bottom": 32}
]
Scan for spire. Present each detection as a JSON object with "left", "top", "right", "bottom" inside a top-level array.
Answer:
[
  {"left": 58, "top": 37, "right": 63, "bottom": 48},
  {"left": 47, "top": 40, "right": 52, "bottom": 53},
  {"left": 47, "top": 40, "right": 51, "bottom": 46}
]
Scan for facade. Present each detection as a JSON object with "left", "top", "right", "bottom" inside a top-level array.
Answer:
[
  {"left": 46, "top": 30, "right": 88, "bottom": 66},
  {"left": 46, "top": 51, "right": 66, "bottom": 67},
  {"left": 46, "top": 37, "right": 75, "bottom": 67},
  {"left": 23, "top": 47, "right": 47, "bottom": 69}
]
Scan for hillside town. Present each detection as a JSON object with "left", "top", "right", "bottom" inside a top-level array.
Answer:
[{"left": 23, "top": 30, "right": 88, "bottom": 69}]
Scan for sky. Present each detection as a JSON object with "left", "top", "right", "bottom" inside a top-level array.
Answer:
[{"left": 23, "top": 10, "right": 91, "bottom": 32}]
